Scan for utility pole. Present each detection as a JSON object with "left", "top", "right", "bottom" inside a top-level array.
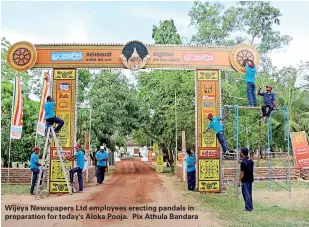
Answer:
[{"left": 175, "top": 88, "right": 177, "bottom": 162}]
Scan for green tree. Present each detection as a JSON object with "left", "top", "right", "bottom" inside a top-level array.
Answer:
[
  {"left": 1, "top": 80, "right": 40, "bottom": 166},
  {"left": 189, "top": 2, "right": 243, "bottom": 46},
  {"left": 237, "top": 1, "right": 292, "bottom": 54},
  {"left": 152, "top": 19, "right": 182, "bottom": 44},
  {"left": 89, "top": 70, "right": 139, "bottom": 150},
  {"left": 1, "top": 37, "right": 43, "bottom": 166},
  {"left": 136, "top": 70, "right": 195, "bottom": 168},
  {"left": 188, "top": 1, "right": 292, "bottom": 54}
]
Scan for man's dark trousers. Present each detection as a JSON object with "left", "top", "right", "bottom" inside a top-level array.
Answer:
[
  {"left": 187, "top": 170, "right": 196, "bottom": 191},
  {"left": 69, "top": 167, "right": 83, "bottom": 191},
  {"left": 242, "top": 182, "right": 253, "bottom": 211},
  {"left": 30, "top": 168, "right": 40, "bottom": 193},
  {"left": 45, "top": 117, "right": 64, "bottom": 134},
  {"left": 216, "top": 131, "right": 228, "bottom": 153},
  {"left": 96, "top": 165, "right": 106, "bottom": 184},
  {"left": 262, "top": 104, "right": 274, "bottom": 117}
]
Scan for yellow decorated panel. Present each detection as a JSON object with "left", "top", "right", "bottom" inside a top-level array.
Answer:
[
  {"left": 197, "top": 69, "right": 221, "bottom": 193},
  {"left": 198, "top": 181, "right": 220, "bottom": 192},
  {"left": 199, "top": 159, "right": 220, "bottom": 181},
  {"left": 50, "top": 159, "right": 73, "bottom": 182},
  {"left": 156, "top": 154, "right": 163, "bottom": 173},
  {"left": 49, "top": 182, "right": 70, "bottom": 193},
  {"left": 55, "top": 111, "right": 72, "bottom": 147},
  {"left": 197, "top": 70, "right": 219, "bottom": 80},
  {"left": 50, "top": 69, "right": 76, "bottom": 194},
  {"left": 53, "top": 69, "right": 76, "bottom": 80}
]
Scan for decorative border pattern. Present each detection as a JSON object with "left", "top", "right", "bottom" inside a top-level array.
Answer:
[
  {"left": 49, "top": 69, "right": 76, "bottom": 194},
  {"left": 32, "top": 64, "right": 234, "bottom": 70},
  {"left": 34, "top": 43, "right": 233, "bottom": 50},
  {"left": 196, "top": 69, "right": 221, "bottom": 193}
]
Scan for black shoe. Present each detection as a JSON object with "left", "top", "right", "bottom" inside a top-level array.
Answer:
[
  {"left": 30, "top": 192, "right": 35, "bottom": 195},
  {"left": 243, "top": 209, "right": 252, "bottom": 212}
]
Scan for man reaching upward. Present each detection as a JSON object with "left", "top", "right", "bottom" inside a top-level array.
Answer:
[{"left": 258, "top": 85, "right": 277, "bottom": 121}]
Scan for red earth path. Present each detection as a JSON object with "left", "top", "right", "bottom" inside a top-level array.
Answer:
[{"left": 1, "top": 159, "right": 220, "bottom": 227}]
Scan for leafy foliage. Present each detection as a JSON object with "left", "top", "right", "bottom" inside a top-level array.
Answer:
[
  {"left": 188, "top": 1, "right": 292, "bottom": 54},
  {"left": 1, "top": 80, "right": 40, "bottom": 166},
  {"left": 152, "top": 19, "right": 182, "bottom": 44},
  {"left": 88, "top": 70, "right": 140, "bottom": 150},
  {"left": 1, "top": 1, "right": 308, "bottom": 166}
]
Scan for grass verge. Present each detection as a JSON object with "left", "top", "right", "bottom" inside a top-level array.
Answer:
[
  {"left": 1, "top": 184, "right": 31, "bottom": 195},
  {"left": 170, "top": 176, "right": 309, "bottom": 227}
]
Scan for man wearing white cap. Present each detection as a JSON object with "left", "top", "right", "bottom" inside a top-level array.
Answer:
[{"left": 96, "top": 145, "right": 108, "bottom": 184}]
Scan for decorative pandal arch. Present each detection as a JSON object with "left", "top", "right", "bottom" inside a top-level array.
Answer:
[{"left": 6, "top": 40, "right": 260, "bottom": 194}]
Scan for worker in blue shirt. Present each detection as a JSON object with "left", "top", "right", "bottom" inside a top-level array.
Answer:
[
  {"left": 203, "top": 113, "right": 228, "bottom": 154},
  {"left": 30, "top": 147, "right": 42, "bottom": 195},
  {"left": 44, "top": 96, "right": 64, "bottom": 136},
  {"left": 96, "top": 145, "right": 109, "bottom": 184},
  {"left": 186, "top": 149, "right": 196, "bottom": 191},
  {"left": 65, "top": 144, "right": 85, "bottom": 192},
  {"left": 258, "top": 85, "right": 277, "bottom": 121},
  {"left": 244, "top": 60, "right": 257, "bottom": 107}
]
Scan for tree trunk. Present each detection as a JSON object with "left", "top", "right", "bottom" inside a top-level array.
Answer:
[{"left": 166, "top": 147, "right": 174, "bottom": 171}]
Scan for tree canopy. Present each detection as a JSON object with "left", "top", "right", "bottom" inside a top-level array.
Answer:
[{"left": 1, "top": 1, "right": 308, "bottom": 166}]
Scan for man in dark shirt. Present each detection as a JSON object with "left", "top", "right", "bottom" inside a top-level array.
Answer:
[
  {"left": 238, "top": 147, "right": 254, "bottom": 212},
  {"left": 258, "top": 85, "right": 277, "bottom": 121}
]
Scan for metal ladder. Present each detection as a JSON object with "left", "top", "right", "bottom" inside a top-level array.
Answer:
[{"left": 35, "top": 126, "right": 73, "bottom": 197}]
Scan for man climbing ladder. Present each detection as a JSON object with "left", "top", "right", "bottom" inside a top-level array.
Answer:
[
  {"left": 44, "top": 96, "right": 64, "bottom": 136},
  {"left": 35, "top": 126, "right": 73, "bottom": 196}
]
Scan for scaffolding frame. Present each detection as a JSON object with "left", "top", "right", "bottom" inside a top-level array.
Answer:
[{"left": 221, "top": 105, "right": 291, "bottom": 199}]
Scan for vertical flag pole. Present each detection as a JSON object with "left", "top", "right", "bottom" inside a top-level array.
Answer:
[
  {"left": 7, "top": 138, "right": 12, "bottom": 184},
  {"left": 175, "top": 88, "right": 177, "bottom": 165},
  {"left": 35, "top": 72, "right": 42, "bottom": 146},
  {"left": 7, "top": 76, "right": 17, "bottom": 184},
  {"left": 35, "top": 71, "right": 50, "bottom": 146}
]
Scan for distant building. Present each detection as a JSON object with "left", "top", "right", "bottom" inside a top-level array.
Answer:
[{"left": 125, "top": 140, "right": 141, "bottom": 157}]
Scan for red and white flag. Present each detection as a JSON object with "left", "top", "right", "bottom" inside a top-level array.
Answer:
[
  {"left": 10, "top": 77, "right": 23, "bottom": 139},
  {"left": 36, "top": 72, "right": 50, "bottom": 136}
]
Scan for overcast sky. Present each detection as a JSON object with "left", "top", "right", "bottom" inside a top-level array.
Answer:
[{"left": 2, "top": 1, "right": 309, "bottom": 93}]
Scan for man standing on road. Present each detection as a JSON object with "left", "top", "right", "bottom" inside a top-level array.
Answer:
[
  {"left": 258, "top": 85, "right": 277, "bottom": 121},
  {"left": 186, "top": 149, "right": 196, "bottom": 191},
  {"left": 65, "top": 144, "right": 85, "bottom": 192},
  {"left": 96, "top": 145, "right": 109, "bottom": 184},
  {"left": 238, "top": 147, "right": 254, "bottom": 212},
  {"left": 30, "top": 147, "right": 42, "bottom": 195}
]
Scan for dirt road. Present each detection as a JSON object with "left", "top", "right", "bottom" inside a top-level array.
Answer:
[{"left": 2, "top": 159, "right": 220, "bottom": 227}]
